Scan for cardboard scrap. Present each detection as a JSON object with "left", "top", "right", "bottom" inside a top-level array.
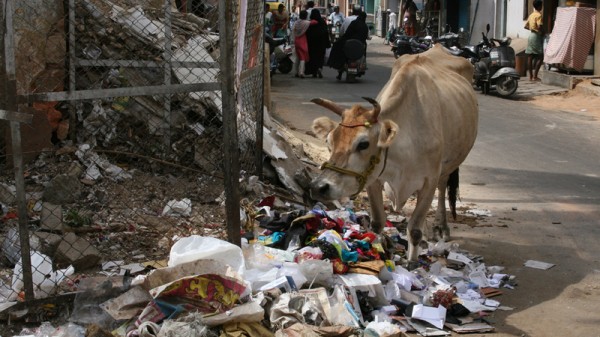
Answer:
[
  {"left": 445, "top": 322, "right": 495, "bottom": 333},
  {"left": 446, "top": 252, "right": 473, "bottom": 265},
  {"left": 481, "top": 287, "right": 503, "bottom": 298},
  {"left": 524, "top": 260, "right": 555, "bottom": 270},
  {"left": 411, "top": 304, "right": 447, "bottom": 329},
  {"left": 407, "top": 318, "right": 450, "bottom": 336}
]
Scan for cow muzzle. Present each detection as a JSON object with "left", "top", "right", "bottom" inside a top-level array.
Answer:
[{"left": 310, "top": 150, "right": 383, "bottom": 200}]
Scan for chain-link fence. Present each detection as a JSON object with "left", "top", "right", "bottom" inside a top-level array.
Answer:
[{"left": 0, "top": 0, "right": 264, "bottom": 306}]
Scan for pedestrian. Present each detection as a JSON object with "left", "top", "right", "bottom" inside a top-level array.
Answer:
[
  {"left": 306, "top": 8, "right": 331, "bottom": 78},
  {"left": 328, "top": 8, "right": 369, "bottom": 80},
  {"left": 289, "top": 5, "right": 299, "bottom": 30},
  {"left": 402, "top": 0, "right": 418, "bottom": 36},
  {"left": 525, "top": 0, "right": 544, "bottom": 82},
  {"left": 264, "top": 3, "right": 273, "bottom": 31},
  {"left": 340, "top": 5, "right": 359, "bottom": 36},
  {"left": 293, "top": 10, "right": 311, "bottom": 78},
  {"left": 328, "top": 6, "right": 345, "bottom": 27},
  {"left": 385, "top": 9, "right": 397, "bottom": 45},
  {"left": 272, "top": 4, "right": 289, "bottom": 37},
  {"left": 305, "top": 1, "right": 315, "bottom": 16}
]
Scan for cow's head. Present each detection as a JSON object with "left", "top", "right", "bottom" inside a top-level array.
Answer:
[{"left": 310, "top": 97, "right": 398, "bottom": 200}]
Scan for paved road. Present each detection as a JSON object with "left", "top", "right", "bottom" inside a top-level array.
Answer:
[{"left": 270, "top": 37, "right": 600, "bottom": 337}]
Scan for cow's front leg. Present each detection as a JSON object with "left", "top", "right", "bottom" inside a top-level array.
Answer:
[
  {"left": 407, "top": 181, "right": 437, "bottom": 263},
  {"left": 366, "top": 180, "right": 386, "bottom": 233}
]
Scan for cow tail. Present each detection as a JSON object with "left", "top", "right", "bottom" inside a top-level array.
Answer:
[{"left": 448, "top": 168, "right": 459, "bottom": 220}]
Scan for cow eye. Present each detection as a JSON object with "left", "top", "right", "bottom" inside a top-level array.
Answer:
[{"left": 356, "top": 141, "right": 369, "bottom": 151}]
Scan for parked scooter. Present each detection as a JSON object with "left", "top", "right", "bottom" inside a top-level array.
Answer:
[
  {"left": 342, "top": 39, "right": 366, "bottom": 83},
  {"left": 469, "top": 24, "right": 519, "bottom": 97},
  {"left": 265, "top": 32, "right": 293, "bottom": 75}
]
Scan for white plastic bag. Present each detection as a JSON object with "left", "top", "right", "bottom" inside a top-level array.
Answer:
[
  {"left": 298, "top": 259, "right": 333, "bottom": 287},
  {"left": 162, "top": 198, "right": 192, "bottom": 217},
  {"left": 167, "top": 236, "right": 245, "bottom": 276},
  {"left": 11, "top": 251, "right": 74, "bottom": 300}
]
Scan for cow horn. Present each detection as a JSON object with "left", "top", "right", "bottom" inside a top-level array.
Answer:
[
  {"left": 362, "top": 97, "right": 381, "bottom": 120},
  {"left": 311, "top": 98, "right": 345, "bottom": 116}
]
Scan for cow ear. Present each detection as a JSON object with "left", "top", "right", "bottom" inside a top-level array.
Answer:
[
  {"left": 312, "top": 117, "right": 337, "bottom": 140},
  {"left": 377, "top": 120, "right": 398, "bottom": 147}
]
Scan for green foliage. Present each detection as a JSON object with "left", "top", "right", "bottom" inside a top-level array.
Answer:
[{"left": 65, "top": 209, "right": 92, "bottom": 228}]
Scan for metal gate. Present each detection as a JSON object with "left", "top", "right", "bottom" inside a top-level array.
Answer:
[{"left": 0, "top": 0, "right": 263, "bottom": 305}]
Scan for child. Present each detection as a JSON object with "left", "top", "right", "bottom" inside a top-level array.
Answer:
[{"left": 292, "top": 10, "right": 310, "bottom": 78}]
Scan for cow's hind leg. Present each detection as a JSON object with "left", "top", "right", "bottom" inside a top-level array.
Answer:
[
  {"left": 433, "top": 176, "right": 450, "bottom": 241},
  {"left": 433, "top": 169, "right": 459, "bottom": 241},
  {"left": 407, "top": 181, "right": 437, "bottom": 263}
]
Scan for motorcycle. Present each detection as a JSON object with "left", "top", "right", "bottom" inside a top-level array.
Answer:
[
  {"left": 330, "top": 21, "right": 342, "bottom": 43},
  {"left": 342, "top": 39, "right": 366, "bottom": 83},
  {"left": 265, "top": 32, "right": 293, "bottom": 75},
  {"left": 435, "top": 25, "right": 461, "bottom": 49},
  {"left": 462, "top": 24, "right": 520, "bottom": 97},
  {"left": 391, "top": 22, "right": 433, "bottom": 58}
]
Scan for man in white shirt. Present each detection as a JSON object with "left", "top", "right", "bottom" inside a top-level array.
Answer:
[
  {"left": 385, "top": 9, "right": 397, "bottom": 45},
  {"left": 305, "top": 1, "right": 314, "bottom": 16},
  {"left": 328, "top": 6, "right": 345, "bottom": 26}
]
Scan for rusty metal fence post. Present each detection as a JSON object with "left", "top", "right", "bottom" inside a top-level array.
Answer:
[
  {"left": 2, "top": 0, "right": 34, "bottom": 301},
  {"left": 220, "top": 0, "right": 241, "bottom": 247}
]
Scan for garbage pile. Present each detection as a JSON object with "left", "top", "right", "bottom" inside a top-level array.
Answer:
[{"left": 2, "top": 192, "right": 517, "bottom": 337}]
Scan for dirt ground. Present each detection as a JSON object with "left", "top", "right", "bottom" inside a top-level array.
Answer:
[{"left": 527, "top": 82, "right": 600, "bottom": 119}]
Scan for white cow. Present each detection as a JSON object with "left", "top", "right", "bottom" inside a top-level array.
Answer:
[{"left": 309, "top": 46, "right": 478, "bottom": 262}]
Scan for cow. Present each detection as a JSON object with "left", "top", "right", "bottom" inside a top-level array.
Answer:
[{"left": 309, "top": 45, "right": 478, "bottom": 263}]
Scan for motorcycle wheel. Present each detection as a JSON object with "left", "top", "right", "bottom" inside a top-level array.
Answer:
[
  {"left": 346, "top": 73, "right": 356, "bottom": 83},
  {"left": 277, "top": 58, "right": 293, "bottom": 74},
  {"left": 496, "top": 76, "right": 518, "bottom": 97}
]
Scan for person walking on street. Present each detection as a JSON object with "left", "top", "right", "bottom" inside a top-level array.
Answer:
[
  {"left": 293, "top": 10, "right": 311, "bottom": 78},
  {"left": 384, "top": 9, "right": 397, "bottom": 45},
  {"left": 264, "top": 3, "right": 273, "bottom": 30},
  {"left": 340, "top": 6, "right": 359, "bottom": 36},
  {"left": 525, "top": 0, "right": 544, "bottom": 82},
  {"left": 305, "top": 1, "right": 315, "bottom": 16},
  {"left": 402, "top": 0, "right": 418, "bottom": 36},
  {"left": 306, "top": 9, "right": 331, "bottom": 78},
  {"left": 272, "top": 4, "right": 289, "bottom": 37}
]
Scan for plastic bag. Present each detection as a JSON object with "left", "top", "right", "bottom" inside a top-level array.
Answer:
[
  {"left": 162, "top": 198, "right": 192, "bottom": 217},
  {"left": 298, "top": 259, "right": 333, "bottom": 287},
  {"left": 11, "top": 251, "right": 74, "bottom": 300},
  {"left": 168, "top": 236, "right": 245, "bottom": 276},
  {"left": 295, "top": 246, "right": 323, "bottom": 263},
  {"left": 328, "top": 285, "right": 361, "bottom": 328}
]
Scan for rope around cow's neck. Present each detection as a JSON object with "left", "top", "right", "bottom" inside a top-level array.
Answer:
[{"left": 320, "top": 148, "right": 389, "bottom": 198}]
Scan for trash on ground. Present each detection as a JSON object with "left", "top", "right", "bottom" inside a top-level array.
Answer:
[{"left": 524, "top": 259, "right": 556, "bottom": 270}]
